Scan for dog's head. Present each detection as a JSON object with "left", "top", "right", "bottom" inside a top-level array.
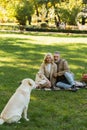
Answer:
[{"left": 20, "top": 78, "right": 36, "bottom": 89}]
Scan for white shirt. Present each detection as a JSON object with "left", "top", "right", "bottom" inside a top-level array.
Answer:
[{"left": 46, "top": 63, "right": 51, "bottom": 73}]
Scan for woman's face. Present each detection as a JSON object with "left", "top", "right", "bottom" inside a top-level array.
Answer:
[{"left": 45, "top": 55, "right": 52, "bottom": 63}]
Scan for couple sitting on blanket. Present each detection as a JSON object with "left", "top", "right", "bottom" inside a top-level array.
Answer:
[{"left": 35, "top": 52, "right": 84, "bottom": 92}]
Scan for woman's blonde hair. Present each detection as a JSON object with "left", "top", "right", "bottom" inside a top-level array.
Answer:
[{"left": 43, "top": 53, "right": 54, "bottom": 63}]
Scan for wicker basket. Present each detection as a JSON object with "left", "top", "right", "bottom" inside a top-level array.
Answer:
[{"left": 81, "top": 74, "right": 87, "bottom": 83}]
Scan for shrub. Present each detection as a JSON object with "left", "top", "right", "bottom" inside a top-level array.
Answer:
[{"left": 40, "top": 22, "right": 48, "bottom": 28}]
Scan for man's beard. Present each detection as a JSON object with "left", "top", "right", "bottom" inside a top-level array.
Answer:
[
  {"left": 54, "top": 59, "right": 60, "bottom": 63},
  {"left": 54, "top": 60, "right": 58, "bottom": 63}
]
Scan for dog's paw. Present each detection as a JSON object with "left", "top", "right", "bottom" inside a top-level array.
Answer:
[
  {"left": 25, "top": 118, "right": 29, "bottom": 121},
  {"left": 18, "top": 121, "right": 21, "bottom": 124}
]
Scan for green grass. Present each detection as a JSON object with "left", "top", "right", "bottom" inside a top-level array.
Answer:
[{"left": 0, "top": 32, "right": 87, "bottom": 130}]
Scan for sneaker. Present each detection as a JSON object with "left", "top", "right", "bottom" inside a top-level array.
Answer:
[
  {"left": 53, "top": 87, "right": 61, "bottom": 90},
  {"left": 71, "top": 85, "right": 78, "bottom": 92},
  {"left": 75, "top": 81, "right": 87, "bottom": 88},
  {"left": 44, "top": 88, "right": 52, "bottom": 91}
]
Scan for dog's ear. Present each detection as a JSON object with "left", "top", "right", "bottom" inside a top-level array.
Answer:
[
  {"left": 28, "top": 81, "right": 32, "bottom": 86},
  {"left": 19, "top": 81, "right": 22, "bottom": 85}
]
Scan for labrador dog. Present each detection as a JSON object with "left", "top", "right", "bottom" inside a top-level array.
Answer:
[{"left": 0, "top": 78, "right": 36, "bottom": 125}]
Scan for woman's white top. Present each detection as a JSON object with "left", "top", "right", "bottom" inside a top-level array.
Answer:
[{"left": 46, "top": 63, "right": 51, "bottom": 73}]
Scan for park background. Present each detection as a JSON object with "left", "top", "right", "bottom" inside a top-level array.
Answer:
[
  {"left": 0, "top": 0, "right": 87, "bottom": 130},
  {"left": 0, "top": 0, "right": 87, "bottom": 31}
]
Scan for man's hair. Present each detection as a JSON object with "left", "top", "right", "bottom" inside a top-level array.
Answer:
[{"left": 54, "top": 51, "right": 60, "bottom": 54}]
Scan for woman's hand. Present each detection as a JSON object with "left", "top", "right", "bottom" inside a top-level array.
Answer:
[
  {"left": 53, "top": 73, "right": 58, "bottom": 78},
  {"left": 46, "top": 80, "right": 51, "bottom": 87}
]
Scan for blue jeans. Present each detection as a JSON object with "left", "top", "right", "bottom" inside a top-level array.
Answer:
[{"left": 56, "top": 72, "right": 75, "bottom": 89}]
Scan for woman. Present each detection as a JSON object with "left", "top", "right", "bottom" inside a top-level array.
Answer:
[{"left": 36, "top": 53, "right": 57, "bottom": 89}]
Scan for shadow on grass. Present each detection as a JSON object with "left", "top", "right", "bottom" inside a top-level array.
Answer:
[
  {"left": 0, "top": 35, "right": 87, "bottom": 130},
  {"left": 0, "top": 37, "right": 87, "bottom": 87}
]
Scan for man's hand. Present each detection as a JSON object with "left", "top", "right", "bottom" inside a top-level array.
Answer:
[
  {"left": 53, "top": 72, "right": 63, "bottom": 77},
  {"left": 57, "top": 72, "right": 63, "bottom": 76}
]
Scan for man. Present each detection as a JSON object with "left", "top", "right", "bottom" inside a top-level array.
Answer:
[{"left": 53, "top": 51, "right": 77, "bottom": 92}]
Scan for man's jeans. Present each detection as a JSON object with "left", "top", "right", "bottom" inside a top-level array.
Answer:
[{"left": 56, "top": 72, "right": 75, "bottom": 89}]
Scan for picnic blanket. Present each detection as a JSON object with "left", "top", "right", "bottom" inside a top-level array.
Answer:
[{"left": 36, "top": 81, "right": 87, "bottom": 91}]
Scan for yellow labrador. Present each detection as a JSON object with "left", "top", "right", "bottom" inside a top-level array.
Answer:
[{"left": 0, "top": 78, "right": 36, "bottom": 125}]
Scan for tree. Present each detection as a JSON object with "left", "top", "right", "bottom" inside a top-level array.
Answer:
[
  {"left": 15, "top": 0, "right": 34, "bottom": 25},
  {"left": 55, "top": 0, "right": 82, "bottom": 25},
  {"left": 83, "top": 0, "right": 87, "bottom": 4},
  {"left": 0, "top": 0, "right": 15, "bottom": 22},
  {"left": 33, "top": 0, "right": 51, "bottom": 23}
]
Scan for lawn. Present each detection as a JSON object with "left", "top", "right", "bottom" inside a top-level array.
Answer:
[{"left": 0, "top": 31, "right": 87, "bottom": 130}]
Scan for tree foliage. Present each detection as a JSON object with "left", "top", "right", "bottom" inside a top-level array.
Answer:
[
  {"left": 0, "top": 0, "right": 83, "bottom": 26},
  {"left": 0, "top": 0, "right": 15, "bottom": 22},
  {"left": 57, "top": 0, "right": 82, "bottom": 25},
  {"left": 15, "top": 0, "right": 34, "bottom": 25}
]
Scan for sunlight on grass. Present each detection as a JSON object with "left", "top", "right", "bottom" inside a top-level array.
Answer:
[
  {"left": 0, "top": 57, "right": 15, "bottom": 63},
  {"left": 0, "top": 32, "right": 87, "bottom": 130},
  {"left": 70, "top": 64, "right": 78, "bottom": 69},
  {"left": 0, "top": 32, "right": 87, "bottom": 78},
  {"left": 0, "top": 33, "right": 87, "bottom": 45},
  {"left": 31, "top": 96, "right": 37, "bottom": 101}
]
